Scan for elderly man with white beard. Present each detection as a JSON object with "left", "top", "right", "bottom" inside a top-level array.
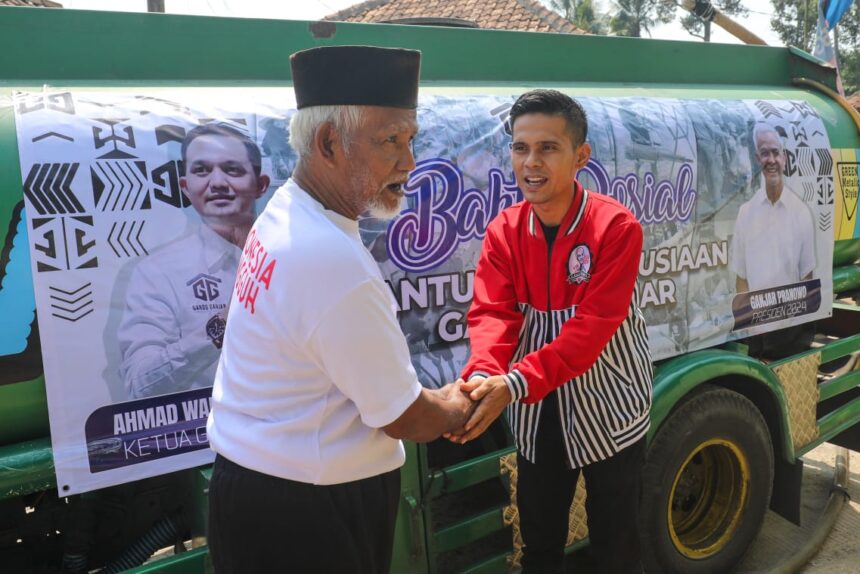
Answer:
[{"left": 205, "top": 46, "right": 474, "bottom": 574}]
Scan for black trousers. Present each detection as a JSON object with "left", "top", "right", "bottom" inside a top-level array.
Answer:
[
  {"left": 517, "top": 391, "right": 646, "bottom": 574},
  {"left": 207, "top": 454, "right": 400, "bottom": 574}
]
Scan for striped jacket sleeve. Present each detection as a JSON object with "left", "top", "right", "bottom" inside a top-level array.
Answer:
[
  {"left": 461, "top": 223, "right": 523, "bottom": 384},
  {"left": 514, "top": 217, "right": 643, "bottom": 404}
]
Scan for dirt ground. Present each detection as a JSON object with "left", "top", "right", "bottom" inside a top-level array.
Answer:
[{"left": 737, "top": 443, "right": 860, "bottom": 573}]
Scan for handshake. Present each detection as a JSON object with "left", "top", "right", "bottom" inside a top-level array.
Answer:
[{"left": 437, "top": 375, "right": 512, "bottom": 444}]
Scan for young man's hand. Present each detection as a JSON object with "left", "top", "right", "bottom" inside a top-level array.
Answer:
[{"left": 445, "top": 375, "right": 511, "bottom": 444}]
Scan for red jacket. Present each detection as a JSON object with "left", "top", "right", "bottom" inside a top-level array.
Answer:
[{"left": 463, "top": 182, "right": 652, "bottom": 467}]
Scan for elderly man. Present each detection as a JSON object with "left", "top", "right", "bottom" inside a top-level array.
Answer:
[
  {"left": 732, "top": 123, "right": 816, "bottom": 293},
  {"left": 449, "top": 90, "right": 653, "bottom": 573},
  {"left": 118, "top": 123, "right": 268, "bottom": 399},
  {"left": 731, "top": 122, "right": 817, "bottom": 358},
  {"left": 205, "top": 46, "right": 473, "bottom": 574}
]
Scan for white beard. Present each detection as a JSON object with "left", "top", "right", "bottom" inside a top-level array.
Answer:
[
  {"left": 367, "top": 195, "right": 404, "bottom": 220},
  {"left": 350, "top": 165, "right": 404, "bottom": 221}
]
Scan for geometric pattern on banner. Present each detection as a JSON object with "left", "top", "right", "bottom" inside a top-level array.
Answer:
[
  {"left": 92, "top": 118, "right": 137, "bottom": 160},
  {"left": 780, "top": 100, "right": 817, "bottom": 119},
  {"left": 91, "top": 161, "right": 151, "bottom": 211},
  {"left": 817, "top": 176, "right": 835, "bottom": 205},
  {"left": 790, "top": 122, "right": 809, "bottom": 147},
  {"left": 801, "top": 181, "right": 816, "bottom": 202},
  {"left": 133, "top": 95, "right": 192, "bottom": 117},
  {"left": 816, "top": 148, "right": 834, "bottom": 176},
  {"left": 31, "top": 216, "right": 98, "bottom": 272},
  {"left": 784, "top": 149, "right": 799, "bottom": 177},
  {"left": 489, "top": 102, "right": 513, "bottom": 136},
  {"left": 836, "top": 161, "right": 859, "bottom": 221},
  {"left": 15, "top": 92, "right": 75, "bottom": 115},
  {"left": 49, "top": 282, "right": 94, "bottom": 322},
  {"left": 150, "top": 159, "right": 190, "bottom": 208},
  {"left": 32, "top": 131, "right": 74, "bottom": 143},
  {"left": 154, "top": 124, "right": 187, "bottom": 146},
  {"left": 107, "top": 220, "right": 148, "bottom": 258},
  {"left": 755, "top": 100, "right": 782, "bottom": 119},
  {"left": 199, "top": 117, "right": 248, "bottom": 130},
  {"left": 23, "top": 163, "right": 84, "bottom": 215},
  {"left": 796, "top": 148, "right": 815, "bottom": 177},
  {"left": 819, "top": 211, "right": 832, "bottom": 231}
]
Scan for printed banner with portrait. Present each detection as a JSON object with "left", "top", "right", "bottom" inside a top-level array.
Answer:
[{"left": 13, "top": 89, "right": 834, "bottom": 494}]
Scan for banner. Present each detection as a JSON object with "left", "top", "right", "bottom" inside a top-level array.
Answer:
[{"left": 12, "top": 89, "right": 834, "bottom": 494}]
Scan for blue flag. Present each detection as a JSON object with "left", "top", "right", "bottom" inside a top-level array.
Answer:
[
  {"left": 824, "top": 0, "right": 853, "bottom": 30},
  {"left": 814, "top": 1, "right": 845, "bottom": 94}
]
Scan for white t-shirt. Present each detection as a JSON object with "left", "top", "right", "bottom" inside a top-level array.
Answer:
[
  {"left": 730, "top": 184, "right": 816, "bottom": 292},
  {"left": 207, "top": 179, "right": 421, "bottom": 485}
]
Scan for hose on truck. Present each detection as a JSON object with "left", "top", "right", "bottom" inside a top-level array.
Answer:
[
  {"left": 99, "top": 514, "right": 181, "bottom": 574},
  {"left": 747, "top": 448, "right": 850, "bottom": 574}
]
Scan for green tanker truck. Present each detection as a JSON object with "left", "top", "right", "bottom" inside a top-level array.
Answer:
[{"left": 1, "top": 6, "right": 859, "bottom": 574}]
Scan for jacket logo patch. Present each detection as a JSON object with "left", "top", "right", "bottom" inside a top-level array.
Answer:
[{"left": 567, "top": 244, "right": 592, "bottom": 284}]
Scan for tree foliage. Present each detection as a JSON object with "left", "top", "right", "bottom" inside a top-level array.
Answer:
[
  {"left": 548, "top": 0, "right": 609, "bottom": 34},
  {"left": 546, "top": 0, "right": 744, "bottom": 41},
  {"left": 609, "top": 0, "right": 676, "bottom": 37},
  {"left": 770, "top": 0, "right": 860, "bottom": 93},
  {"left": 680, "top": 0, "right": 748, "bottom": 41}
]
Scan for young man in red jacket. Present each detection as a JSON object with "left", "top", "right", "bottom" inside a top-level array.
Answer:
[{"left": 450, "top": 89, "right": 653, "bottom": 573}]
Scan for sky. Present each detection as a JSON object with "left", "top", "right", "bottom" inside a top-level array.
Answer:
[{"left": 59, "top": 0, "right": 784, "bottom": 46}]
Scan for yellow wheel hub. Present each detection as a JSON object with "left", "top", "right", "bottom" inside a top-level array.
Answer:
[{"left": 667, "top": 438, "right": 750, "bottom": 559}]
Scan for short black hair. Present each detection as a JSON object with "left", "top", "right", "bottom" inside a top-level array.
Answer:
[
  {"left": 181, "top": 123, "right": 263, "bottom": 179},
  {"left": 509, "top": 89, "right": 588, "bottom": 147}
]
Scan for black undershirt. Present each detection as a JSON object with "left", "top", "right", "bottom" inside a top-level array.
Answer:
[
  {"left": 540, "top": 220, "right": 560, "bottom": 251},
  {"left": 537, "top": 219, "right": 564, "bottom": 463}
]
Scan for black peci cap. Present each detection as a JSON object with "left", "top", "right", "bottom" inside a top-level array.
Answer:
[{"left": 290, "top": 45, "right": 421, "bottom": 110}]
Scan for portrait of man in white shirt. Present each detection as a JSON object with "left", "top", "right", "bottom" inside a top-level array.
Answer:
[
  {"left": 731, "top": 123, "right": 816, "bottom": 293},
  {"left": 117, "top": 123, "right": 270, "bottom": 399}
]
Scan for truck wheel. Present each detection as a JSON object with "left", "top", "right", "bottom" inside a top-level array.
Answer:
[{"left": 641, "top": 386, "right": 774, "bottom": 574}]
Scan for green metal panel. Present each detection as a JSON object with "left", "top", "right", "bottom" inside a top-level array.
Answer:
[
  {"left": 768, "top": 332, "right": 860, "bottom": 367},
  {"left": 0, "top": 377, "right": 48, "bottom": 444},
  {"left": 834, "top": 263, "right": 860, "bottom": 293},
  {"left": 798, "top": 395, "right": 860, "bottom": 456},
  {"left": 459, "top": 552, "right": 511, "bottom": 574},
  {"left": 391, "top": 441, "right": 430, "bottom": 574},
  {"left": 819, "top": 369, "right": 860, "bottom": 402},
  {"left": 650, "top": 350, "right": 794, "bottom": 461},
  {"left": 0, "top": 89, "right": 21, "bottom": 236},
  {"left": 433, "top": 505, "right": 506, "bottom": 554},
  {"left": 834, "top": 239, "right": 860, "bottom": 266},
  {"left": 820, "top": 332, "right": 860, "bottom": 363},
  {"left": 425, "top": 447, "right": 514, "bottom": 499},
  {"left": 0, "top": 437, "right": 55, "bottom": 500},
  {"left": 0, "top": 85, "right": 47, "bottom": 445},
  {"left": 0, "top": 7, "right": 834, "bottom": 89}
]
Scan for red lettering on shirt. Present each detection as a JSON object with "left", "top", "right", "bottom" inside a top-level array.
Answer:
[
  {"left": 257, "top": 259, "right": 276, "bottom": 289},
  {"left": 240, "top": 281, "right": 259, "bottom": 315},
  {"left": 233, "top": 229, "right": 277, "bottom": 315}
]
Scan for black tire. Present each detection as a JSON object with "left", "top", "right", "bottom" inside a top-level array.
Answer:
[{"left": 640, "top": 386, "right": 774, "bottom": 574}]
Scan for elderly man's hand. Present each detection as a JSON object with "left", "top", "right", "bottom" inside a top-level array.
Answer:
[
  {"left": 432, "top": 379, "right": 476, "bottom": 435},
  {"left": 446, "top": 375, "right": 511, "bottom": 444}
]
